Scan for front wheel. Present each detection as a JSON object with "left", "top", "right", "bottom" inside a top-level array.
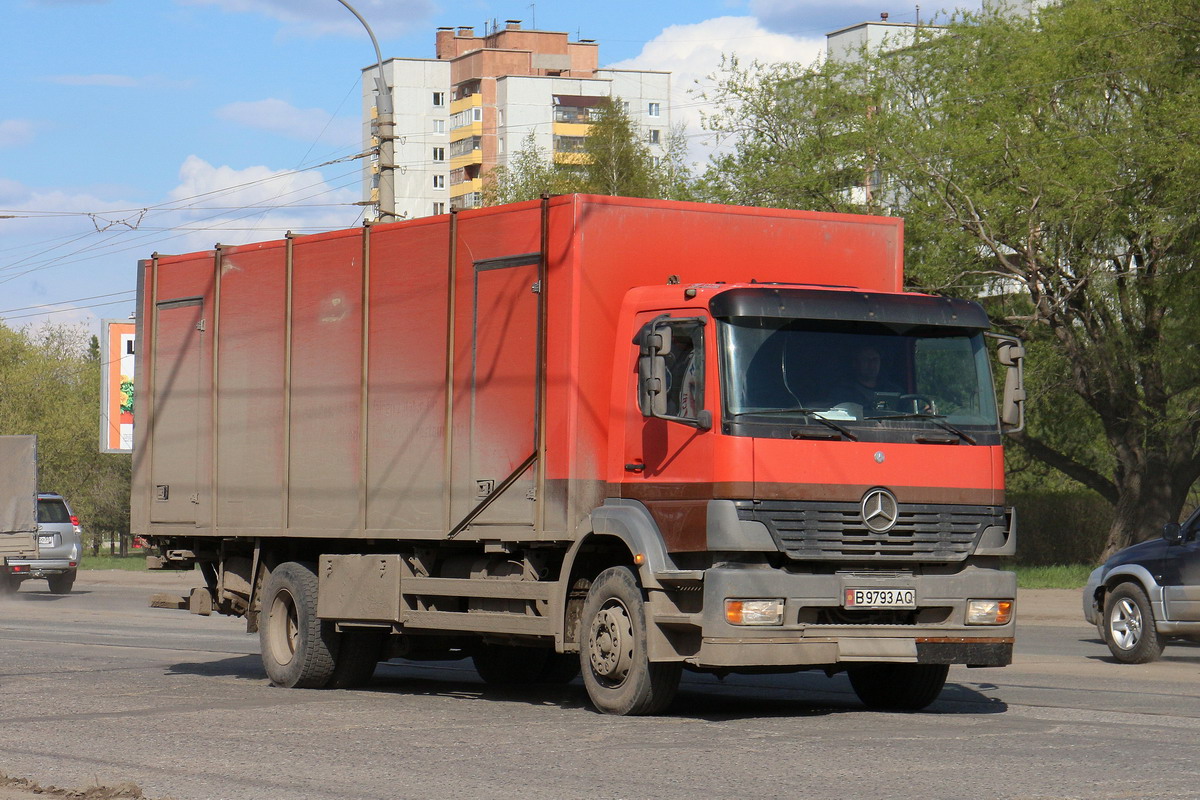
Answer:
[
  {"left": 579, "top": 566, "right": 680, "bottom": 716},
  {"left": 848, "top": 663, "right": 949, "bottom": 711},
  {"left": 1104, "top": 583, "right": 1164, "bottom": 664},
  {"left": 259, "top": 562, "right": 338, "bottom": 688}
]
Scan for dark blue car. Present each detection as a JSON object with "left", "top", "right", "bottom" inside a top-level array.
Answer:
[{"left": 1083, "top": 512, "right": 1200, "bottom": 663}]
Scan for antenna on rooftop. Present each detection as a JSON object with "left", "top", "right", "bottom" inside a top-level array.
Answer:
[{"left": 528, "top": 2, "right": 536, "bottom": 29}]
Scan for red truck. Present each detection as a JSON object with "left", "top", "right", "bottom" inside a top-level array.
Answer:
[{"left": 134, "top": 194, "right": 1024, "bottom": 715}]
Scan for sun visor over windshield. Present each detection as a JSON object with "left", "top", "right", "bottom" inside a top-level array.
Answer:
[{"left": 709, "top": 287, "right": 990, "bottom": 332}]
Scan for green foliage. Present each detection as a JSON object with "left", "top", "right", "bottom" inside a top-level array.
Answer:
[
  {"left": 482, "top": 131, "right": 583, "bottom": 206},
  {"left": 702, "top": 0, "right": 1200, "bottom": 556},
  {"left": 582, "top": 100, "right": 660, "bottom": 197},
  {"left": 1013, "top": 564, "right": 1094, "bottom": 590},
  {"left": 1009, "top": 490, "right": 1113, "bottom": 566},
  {"left": 0, "top": 322, "right": 131, "bottom": 547},
  {"left": 483, "top": 98, "right": 694, "bottom": 205}
]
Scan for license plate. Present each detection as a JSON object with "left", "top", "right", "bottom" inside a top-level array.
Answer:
[
  {"left": 844, "top": 588, "right": 916, "bottom": 609},
  {"left": 38, "top": 534, "right": 54, "bottom": 546}
]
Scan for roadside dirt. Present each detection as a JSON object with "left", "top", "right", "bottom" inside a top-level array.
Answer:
[{"left": 0, "top": 775, "right": 166, "bottom": 800}]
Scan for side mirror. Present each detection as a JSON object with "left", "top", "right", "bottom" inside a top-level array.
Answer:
[
  {"left": 636, "top": 316, "right": 672, "bottom": 418},
  {"left": 1163, "top": 522, "right": 1184, "bottom": 545},
  {"left": 989, "top": 335, "right": 1026, "bottom": 433}
]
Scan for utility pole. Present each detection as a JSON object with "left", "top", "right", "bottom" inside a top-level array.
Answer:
[{"left": 338, "top": 0, "right": 397, "bottom": 222}]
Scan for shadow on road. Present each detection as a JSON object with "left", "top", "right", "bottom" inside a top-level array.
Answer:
[
  {"left": 0, "top": 590, "right": 91, "bottom": 602},
  {"left": 164, "top": 655, "right": 1007, "bottom": 719}
]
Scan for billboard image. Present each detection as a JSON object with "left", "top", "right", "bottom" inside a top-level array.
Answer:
[{"left": 100, "top": 319, "right": 135, "bottom": 453}]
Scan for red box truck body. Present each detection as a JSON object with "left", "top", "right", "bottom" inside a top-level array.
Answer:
[{"left": 134, "top": 195, "right": 1022, "bottom": 714}]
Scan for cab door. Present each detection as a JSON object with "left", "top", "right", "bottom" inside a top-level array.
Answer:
[
  {"left": 619, "top": 313, "right": 714, "bottom": 552},
  {"left": 1162, "top": 510, "right": 1200, "bottom": 620}
]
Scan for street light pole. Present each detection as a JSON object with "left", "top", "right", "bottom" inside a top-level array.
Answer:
[{"left": 337, "top": 0, "right": 397, "bottom": 223}]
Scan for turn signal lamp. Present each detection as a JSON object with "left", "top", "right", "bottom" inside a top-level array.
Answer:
[
  {"left": 725, "top": 598, "right": 784, "bottom": 626},
  {"left": 966, "top": 599, "right": 1013, "bottom": 625}
]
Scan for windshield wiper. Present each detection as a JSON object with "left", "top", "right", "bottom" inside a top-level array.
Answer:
[
  {"left": 866, "top": 412, "right": 976, "bottom": 445},
  {"left": 730, "top": 407, "right": 858, "bottom": 441}
]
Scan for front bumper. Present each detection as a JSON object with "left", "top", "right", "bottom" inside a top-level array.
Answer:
[
  {"left": 659, "top": 564, "right": 1015, "bottom": 669},
  {"left": 6, "top": 559, "right": 77, "bottom": 578}
]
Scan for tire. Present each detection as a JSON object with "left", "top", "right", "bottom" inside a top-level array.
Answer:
[
  {"left": 472, "top": 645, "right": 582, "bottom": 685},
  {"left": 326, "top": 628, "right": 385, "bottom": 689},
  {"left": 848, "top": 663, "right": 949, "bottom": 711},
  {"left": 47, "top": 570, "right": 76, "bottom": 595},
  {"left": 0, "top": 574, "right": 17, "bottom": 595},
  {"left": 579, "top": 566, "right": 681, "bottom": 716},
  {"left": 1104, "top": 583, "right": 1164, "bottom": 664},
  {"left": 259, "top": 561, "right": 338, "bottom": 688}
]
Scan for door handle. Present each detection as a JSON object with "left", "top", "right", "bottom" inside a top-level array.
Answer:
[{"left": 624, "top": 463, "right": 646, "bottom": 473}]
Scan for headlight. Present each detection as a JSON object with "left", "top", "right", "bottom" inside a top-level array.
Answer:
[
  {"left": 966, "top": 599, "right": 1013, "bottom": 625},
  {"left": 725, "top": 598, "right": 784, "bottom": 626}
]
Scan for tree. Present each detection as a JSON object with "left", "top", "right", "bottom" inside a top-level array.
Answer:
[
  {"left": 0, "top": 322, "right": 131, "bottom": 550},
  {"left": 582, "top": 100, "right": 661, "bottom": 197},
  {"left": 482, "top": 131, "right": 583, "bottom": 206},
  {"left": 483, "top": 99, "right": 694, "bottom": 205},
  {"left": 702, "top": 0, "right": 1200, "bottom": 557}
]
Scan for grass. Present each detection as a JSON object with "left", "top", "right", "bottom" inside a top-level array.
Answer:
[
  {"left": 1013, "top": 564, "right": 1093, "bottom": 590},
  {"left": 79, "top": 554, "right": 149, "bottom": 571}
]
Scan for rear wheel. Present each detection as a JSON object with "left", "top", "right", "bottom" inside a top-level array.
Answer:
[
  {"left": 259, "top": 562, "right": 338, "bottom": 688},
  {"left": 848, "top": 663, "right": 949, "bottom": 711},
  {"left": 47, "top": 570, "right": 76, "bottom": 595},
  {"left": 579, "top": 566, "right": 680, "bottom": 716},
  {"left": 1104, "top": 583, "right": 1164, "bottom": 664},
  {"left": 0, "top": 574, "right": 17, "bottom": 595}
]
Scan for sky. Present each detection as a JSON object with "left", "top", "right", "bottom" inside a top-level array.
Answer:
[{"left": 1, "top": 0, "right": 981, "bottom": 334}]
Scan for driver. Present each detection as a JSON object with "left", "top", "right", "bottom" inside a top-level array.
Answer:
[{"left": 834, "top": 345, "right": 900, "bottom": 409}]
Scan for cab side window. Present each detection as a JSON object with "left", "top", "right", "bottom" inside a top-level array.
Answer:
[{"left": 664, "top": 322, "right": 704, "bottom": 420}]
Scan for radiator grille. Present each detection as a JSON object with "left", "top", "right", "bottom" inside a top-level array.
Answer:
[{"left": 735, "top": 499, "right": 1004, "bottom": 562}]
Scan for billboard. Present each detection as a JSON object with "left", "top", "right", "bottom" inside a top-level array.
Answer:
[{"left": 100, "top": 319, "right": 135, "bottom": 453}]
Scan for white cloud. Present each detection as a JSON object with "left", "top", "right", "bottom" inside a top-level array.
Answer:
[
  {"left": 216, "top": 99, "right": 359, "bottom": 150},
  {"left": 607, "top": 16, "right": 824, "bottom": 163},
  {"left": 167, "top": 155, "right": 361, "bottom": 251},
  {"left": 0, "top": 120, "right": 38, "bottom": 148},
  {"left": 179, "top": 0, "right": 435, "bottom": 37}
]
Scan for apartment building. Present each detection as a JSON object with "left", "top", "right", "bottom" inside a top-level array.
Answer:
[{"left": 362, "top": 22, "right": 671, "bottom": 220}]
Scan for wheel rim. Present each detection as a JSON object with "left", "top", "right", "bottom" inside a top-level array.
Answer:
[
  {"left": 588, "top": 599, "right": 635, "bottom": 687},
  {"left": 267, "top": 588, "right": 299, "bottom": 667},
  {"left": 1110, "top": 597, "right": 1143, "bottom": 650}
]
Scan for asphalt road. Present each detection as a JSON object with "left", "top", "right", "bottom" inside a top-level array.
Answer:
[{"left": 2, "top": 572, "right": 1199, "bottom": 800}]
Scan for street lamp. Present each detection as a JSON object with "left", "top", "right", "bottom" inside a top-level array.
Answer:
[{"left": 337, "top": 0, "right": 397, "bottom": 222}]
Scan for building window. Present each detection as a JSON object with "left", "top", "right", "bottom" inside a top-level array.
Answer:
[
  {"left": 554, "top": 105, "right": 591, "bottom": 123},
  {"left": 433, "top": 202, "right": 446, "bottom": 215},
  {"left": 448, "top": 136, "right": 482, "bottom": 158},
  {"left": 450, "top": 106, "right": 483, "bottom": 130},
  {"left": 554, "top": 135, "right": 587, "bottom": 153},
  {"left": 433, "top": 92, "right": 445, "bottom": 107},
  {"left": 432, "top": 147, "right": 445, "bottom": 162},
  {"left": 433, "top": 175, "right": 445, "bottom": 189},
  {"left": 648, "top": 129, "right": 661, "bottom": 145},
  {"left": 648, "top": 102, "right": 661, "bottom": 117},
  {"left": 433, "top": 119, "right": 446, "bottom": 134},
  {"left": 498, "top": 109, "right": 504, "bottom": 126}
]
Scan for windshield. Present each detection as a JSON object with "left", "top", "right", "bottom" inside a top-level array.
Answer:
[{"left": 720, "top": 317, "right": 999, "bottom": 441}]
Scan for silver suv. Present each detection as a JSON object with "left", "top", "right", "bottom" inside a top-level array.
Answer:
[{"left": 2, "top": 493, "right": 82, "bottom": 594}]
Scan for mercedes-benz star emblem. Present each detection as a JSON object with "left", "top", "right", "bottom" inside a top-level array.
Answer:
[{"left": 861, "top": 488, "right": 899, "bottom": 533}]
